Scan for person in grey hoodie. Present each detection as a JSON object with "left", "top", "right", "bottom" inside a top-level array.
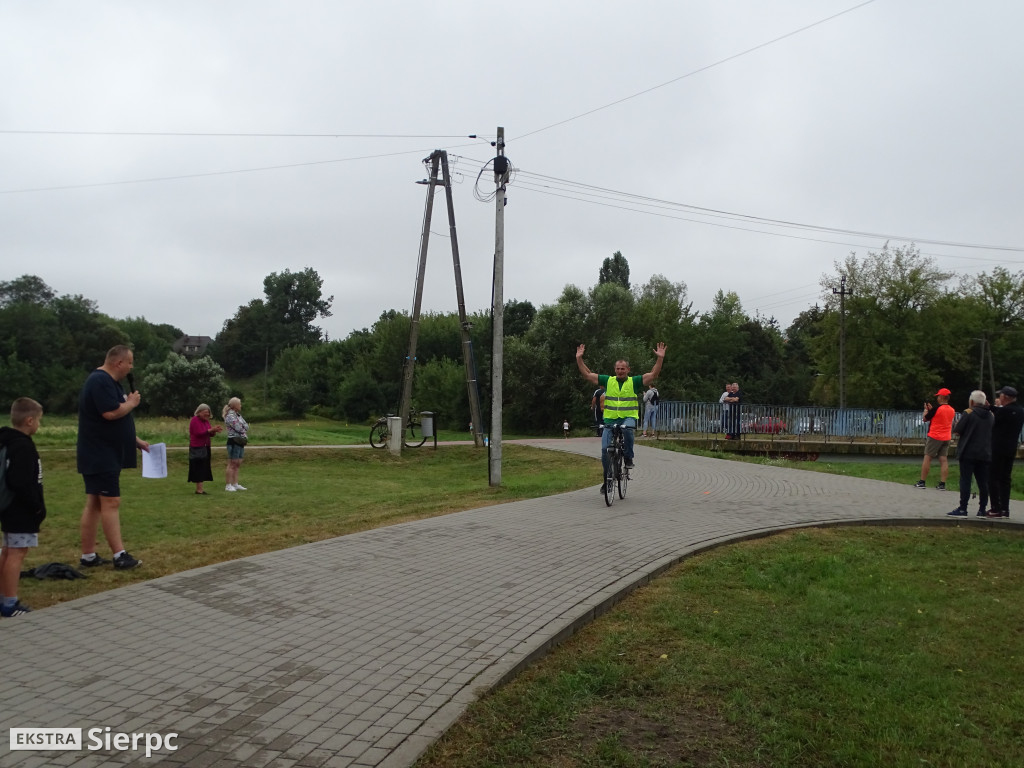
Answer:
[{"left": 947, "top": 390, "right": 994, "bottom": 517}]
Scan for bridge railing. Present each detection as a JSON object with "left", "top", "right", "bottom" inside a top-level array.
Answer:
[{"left": 649, "top": 401, "right": 935, "bottom": 443}]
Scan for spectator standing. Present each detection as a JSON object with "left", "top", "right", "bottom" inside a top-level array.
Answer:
[
  {"left": 188, "top": 403, "right": 222, "bottom": 495},
  {"left": 987, "top": 386, "right": 1024, "bottom": 518},
  {"left": 947, "top": 390, "right": 994, "bottom": 517},
  {"left": 590, "top": 387, "right": 606, "bottom": 436},
  {"left": 725, "top": 382, "right": 743, "bottom": 439},
  {"left": 0, "top": 398, "right": 46, "bottom": 617},
  {"left": 223, "top": 397, "right": 249, "bottom": 492},
  {"left": 641, "top": 384, "right": 660, "bottom": 437},
  {"left": 719, "top": 384, "right": 731, "bottom": 435},
  {"left": 77, "top": 345, "right": 147, "bottom": 571},
  {"left": 916, "top": 387, "right": 955, "bottom": 489}
]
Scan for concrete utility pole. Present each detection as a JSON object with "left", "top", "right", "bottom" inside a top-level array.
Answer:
[
  {"left": 833, "top": 275, "right": 852, "bottom": 409},
  {"left": 398, "top": 154, "right": 439, "bottom": 438},
  {"left": 399, "top": 151, "right": 485, "bottom": 448},
  {"left": 489, "top": 127, "right": 507, "bottom": 487},
  {"left": 440, "top": 152, "right": 485, "bottom": 448},
  {"left": 976, "top": 337, "right": 986, "bottom": 391}
]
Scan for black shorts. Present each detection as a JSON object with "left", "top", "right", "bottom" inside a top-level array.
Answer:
[{"left": 83, "top": 471, "right": 121, "bottom": 498}]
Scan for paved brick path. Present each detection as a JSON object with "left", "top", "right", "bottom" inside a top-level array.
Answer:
[{"left": 1, "top": 439, "right": 1018, "bottom": 767}]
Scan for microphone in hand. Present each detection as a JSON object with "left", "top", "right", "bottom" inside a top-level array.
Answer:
[{"left": 127, "top": 373, "right": 136, "bottom": 393}]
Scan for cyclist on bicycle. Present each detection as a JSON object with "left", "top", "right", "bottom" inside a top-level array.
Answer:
[{"left": 576, "top": 342, "right": 666, "bottom": 493}]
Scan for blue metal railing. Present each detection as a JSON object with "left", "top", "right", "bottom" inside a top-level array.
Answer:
[{"left": 646, "top": 401, "right": 933, "bottom": 442}]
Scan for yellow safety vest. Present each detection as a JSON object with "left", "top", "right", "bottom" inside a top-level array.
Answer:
[{"left": 603, "top": 376, "right": 639, "bottom": 420}]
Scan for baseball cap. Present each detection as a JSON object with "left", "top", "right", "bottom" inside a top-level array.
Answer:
[
  {"left": 996, "top": 386, "right": 1018, "bottom": 398},
  {"left": 935, "top": 388, "right": 951, "bottom": 396}
]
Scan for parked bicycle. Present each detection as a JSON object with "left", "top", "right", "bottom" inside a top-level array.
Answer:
[
  {"left": 369, "top": 413, "right": 427, "bottom": 448},
  {"left": 603, "top": 423, "right": 631, "bottom": 506}
]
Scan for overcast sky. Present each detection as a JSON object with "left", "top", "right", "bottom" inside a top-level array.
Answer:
[{"left": 2, "top": 1, "right": 1022, "bottom": 343}]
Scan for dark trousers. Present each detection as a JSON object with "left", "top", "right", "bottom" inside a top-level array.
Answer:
[
  {"left": 729, "top": 407, "right": 741, "bottom": 438},
  {"left": 958, "top": 458, "right": 990, "bottom": 513},
  {"left": 989, "top": 452, "right": 1015, "bottom": 514}
]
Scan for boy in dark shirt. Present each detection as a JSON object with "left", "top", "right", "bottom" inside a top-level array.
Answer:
[{"left": 0, "top": 397, "right": 46, "bottom": 617}]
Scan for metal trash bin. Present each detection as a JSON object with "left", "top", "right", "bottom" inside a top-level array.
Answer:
[{"left": 420, "top": 411, "right": 434, "bottom": 438}]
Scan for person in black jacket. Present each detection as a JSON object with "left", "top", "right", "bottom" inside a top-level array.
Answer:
[
  {"left": 987, "top": 386, "right": 1024, "bottom": 518},
  {"left": 947, "top": 390, "right": 994, "bottom": 517},
  {"left": 0, "top": 397, "right": 46, "bottom": 617}
]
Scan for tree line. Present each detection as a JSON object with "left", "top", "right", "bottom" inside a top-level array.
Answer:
[{"left": 3, "top": 246, "right": 1022, "bottom": 432}]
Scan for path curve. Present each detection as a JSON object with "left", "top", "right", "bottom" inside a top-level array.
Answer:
[{"left": 1, "top": 439, "right": 1017, "bottom": 767}]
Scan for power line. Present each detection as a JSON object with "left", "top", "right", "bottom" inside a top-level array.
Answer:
[
  {"left": 508, "top": 169, "right": 1024, "bottom": 253},
  {"left": 0, "top": 144, "right": 481, "bottom": 194},
  {"left": 508, "top": 176, "right": 1024, "bottom": 258},
  {"left": 0, "top": 130, "right": 487, "bottom": 139},
  {"left": 513, "top": 0, "right": 878, "bottom": 141}
]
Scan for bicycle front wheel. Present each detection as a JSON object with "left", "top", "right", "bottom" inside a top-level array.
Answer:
[
  {"left": 369, "top": 422, "right": 389, "bottom": 448},
  {"left": 604, "top": 451, "right": 617, "bottom": 507},
  {"left": 404, "top": 420, "right": 427, "bottom": 448}
]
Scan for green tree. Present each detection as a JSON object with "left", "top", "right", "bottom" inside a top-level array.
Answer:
[
  {"left": 598, "top": 251, "right": 630, "bottom": 289},
  {"left": 335, "top": 366, "right": 386, "bottom": 422},
  {"left": 504, "top": 299, "right": 536, "bottom": 337},
  {"left": 213, "top": 268, "right": 333, "bottom": 377},
  {"left": 211, "top": 299, "right": 271, "bottom": 377},
  {"left": 139, "top": 352, "right": 230, "bottom": 417},
  {"left": 813, "top": 244, "right": 957, "bottom": 408},
  {"left": 0, "top": 274, "right": 56, "bottom": 307},
  {"left": 113, "top": 317, "right": 182, "bottom": 370},
  {"left": 262, "top": 268, "right": 334, "bottom": 349}
]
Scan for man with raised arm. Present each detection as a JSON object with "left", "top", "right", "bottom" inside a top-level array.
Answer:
[{"left": 576, "top": 343, "right": 667, "bottom": 494}]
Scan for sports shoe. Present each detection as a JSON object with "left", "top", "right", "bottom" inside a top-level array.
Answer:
[
  {"left": 946, "top": 508, "right": 967, "bottom": 517},
  {"left": 914, "top": 480, "right": 926, "bottom": 489},
  {"left": 113, "top": 552, "right": 142, "bottom": 570},
  {"left": 233, "top": 484, "right": 247, "bottom": 491},
  {"left": 0, "top": 600, "right": 32, "bottom": 617},
  {"left": 225, "top": 484, "right": 237, "bottom": 492},
  {"left": 599, "top": 483, "right": 607, "bottom": 494},
  {"left": 624, "top": 459, "right": 635, "bottom": 469},
  {"left": 987, "top": 509, "right": 1007, "bottom": 518},
  {"left": 936, "top": 482, "right": 946, "bottom": 491},
  {"left": 976, "top": 510, "right": 988, "bottom": 517},
  {"left": 80, "top": 554, "right": 112, "bottom": 568}
]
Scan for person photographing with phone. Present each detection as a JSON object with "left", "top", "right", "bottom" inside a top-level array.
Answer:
[{"left": 915, "top": 387, "right": 955, "bottom": 490}]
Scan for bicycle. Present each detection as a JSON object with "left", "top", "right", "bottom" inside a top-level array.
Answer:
[
  {"left": 603, "top": 423, "right": 631, "bottom": 506},
  {"left": 369, "top": 414, "right": 427, "bottom": 448}
]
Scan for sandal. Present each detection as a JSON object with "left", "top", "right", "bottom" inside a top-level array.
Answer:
[{"left": 195, "top": 490, "right": 208, "bottom": 495}]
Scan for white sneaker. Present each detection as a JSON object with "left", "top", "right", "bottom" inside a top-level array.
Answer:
[
  {"left": 234, "top": 484, "right": 247, "bottom": 491},
  {"left": 225, "top": 484, "right": 237, "bottom": 492}
]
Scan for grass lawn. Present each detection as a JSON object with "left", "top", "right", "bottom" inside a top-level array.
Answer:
[
  {"left": 17, "top": 442, "right": 597, "bottom": 610},
  {"left": 649, "top": 440, "right": 1024, "bottom": 502},
  {"left": 31, "top": 413, "right": 483, "bottom": 449},
  {"left": 419, "top": 526, "right": 1024, "bottom": 768}
]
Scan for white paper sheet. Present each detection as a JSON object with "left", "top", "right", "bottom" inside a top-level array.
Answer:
[{"left": 141, "top": 442, "right": 168, "bottom": 479}]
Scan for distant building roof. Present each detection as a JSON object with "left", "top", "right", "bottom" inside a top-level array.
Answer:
[{"left": 173, "top": 335, "right": 213, "bottom": 357}]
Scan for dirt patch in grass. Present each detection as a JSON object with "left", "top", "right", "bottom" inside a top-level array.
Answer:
[{"left": 572, "top": 701, "right": 766, "bottom": 767}]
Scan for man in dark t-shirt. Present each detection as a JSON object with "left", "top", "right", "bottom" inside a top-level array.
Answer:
[
  {"left": 988, "top": 386, "right": 1024, "bottom": 517},
  {"left": 76, "top": 345, "right": 149, "bottom": 571}
]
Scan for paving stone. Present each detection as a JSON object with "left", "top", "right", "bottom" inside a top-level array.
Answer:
[{"left": 1, "top": 439, "right": 1016, "bottom": 766}]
